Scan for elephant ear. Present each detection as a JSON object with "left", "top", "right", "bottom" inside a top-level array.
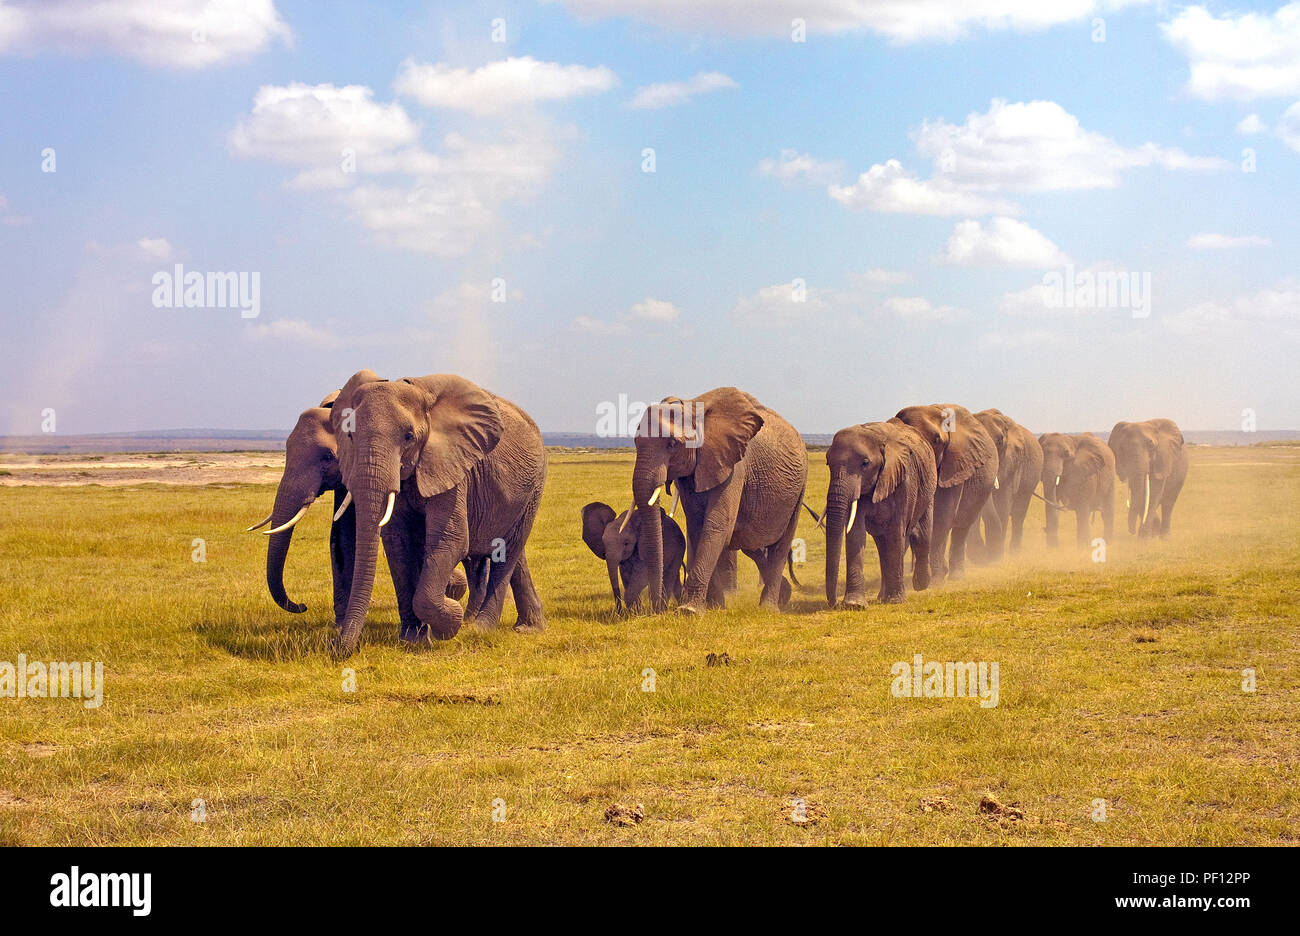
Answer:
[
  {"left": 581, "top": 502, "right": 615, "bottom": 559},
  {"left": 318, "top": 390, "right": 340, "bottom": 409},
  {"left": 407, "top": 375, "right": 504, "bottom": 498},
  {"left": 1149, "top": 423, "right": 1182, "bottom": 480},
  {"left": 872, "top": 442, "right": 906, "bottom": 503},
  {"left": 939, "top": 417, "right": 995, "bottom": 488},
  {"left": 1076, "top": 442, "right": 1106, "bottom": 477},
  {"left": 694, "top": 388, "right": 765, "bottom": 492}
]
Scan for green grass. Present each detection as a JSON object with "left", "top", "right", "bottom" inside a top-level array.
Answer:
[{"left": 1, "top": 447, "right": 1297, "bottom": 844}]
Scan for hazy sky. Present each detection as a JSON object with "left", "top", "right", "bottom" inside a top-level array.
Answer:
[{"left": 2, "top": 0, "right": 1298, "bottom": 436}]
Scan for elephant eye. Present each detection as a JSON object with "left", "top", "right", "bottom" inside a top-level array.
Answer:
[{"left": 403, "top": 429, "right": 415, "bottom": 443}]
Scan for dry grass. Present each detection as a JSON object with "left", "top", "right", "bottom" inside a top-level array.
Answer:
[{"left": 0, "top": 446, "right": 1297, "bottom": 844}]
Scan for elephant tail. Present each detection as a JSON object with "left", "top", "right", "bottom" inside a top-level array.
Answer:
[
  {"left": 800, "top": 499, "right": 822, "bottom": 525},
  {"left": 786, "top": 550, "right": 801, "bottom": 588}
]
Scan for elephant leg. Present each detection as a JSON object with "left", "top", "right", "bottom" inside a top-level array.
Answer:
[
  {"left": 756, "top": 500, "right": 801, "bottom": 611},
  {"left": 842, "top": 501, "right": 871, "bottom": 608},
  {"left": 472, "top": 548, "right": 520, "bottom": 630},
  {"left": 329, "top": 491, "right": 357, "bottom": 626},
  {"left": 446, "top": 564, "right": 468, "bottom": 601},
  {"left": 1075, "top": 509, "right": 1090, "bottom": 547},
  {"left": 382, "top": 496, "right": 425, "bottom": 641},
  {"left": 408, "top": 492, "right": 469, "bottom": 644},
  {"left": 712, "top": 548, "right": 738, "bottom": 601},
  {"left": 946, "top": 486, "right": 978, "bottom": 581},
  {"left": 1101, "top": 488, "right": 1115, "bottom": 542},
  {"left": 929, "top": 486, "right": 959, "bottom": 584},
  {"left": 1141, "top": 476, "right": 1166, "bottom": 538},
  {"left": 909, "top": 499, "right": 933, "bottom": 592},
  {"left": 1009, "top": 482, "right": 1032, "bottom": 554},
  {"left": 509, "top": 552, "right": 546, "bottom": 633},
  {"left": 1044, "top": 480, "right": 1061, "bottom": 547},
  {"left": 680, "top": 492, "right": 739, "bottom": 615},
  {"left": 1159, "top": 472, "right": 1184, "bottom": 536},
  {"left": 877, "top": 524, "right": 908, "bottom": 604}
]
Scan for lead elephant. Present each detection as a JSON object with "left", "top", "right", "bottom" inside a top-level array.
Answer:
[
  {"left": 581, "top": 503, "right": 685, "bottom": 613},
  {"left": 250, "top": 382, "right": 466, "bottom": 625},
  {"left": 974, "top": 409, "right": 1043, "bottom": 560},
  {"left": 893, "top": 404, "right": 998, "bottom": 584},
  {"left": 823, "top": 420, "right": 935, "bottom": 606},
  {"left": 1042, "top": 432, "right": 1115, "bottom": 546},
  {"left": 1108, "top": 419, "right": 1188, "bottom": 537},
  {"left": 331, "top": 372, "right": 546, "bottom": 655},
  {"left": 631, "top": 387, "right": 806, "bottom": 615}
]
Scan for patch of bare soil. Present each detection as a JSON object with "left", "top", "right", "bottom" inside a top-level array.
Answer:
[
  {"left": 0, "top": 791, "right": 26, "bottom": 806},
  {"left": 0, "top": 452, "right": 284, "bottom": 486},
  {"left": 919, "top": 795, "right": 955, "bottom": 813},
  {"left": 604, "top": 803, "right": 645, "bottom": 826},
  {"left": 979, "top": 793, "right": 1033, "bottom": 824},
  {"left": 21, "top": 742, "right": 57, "bottom": 757},
  {"left": 785, "top": 798, "right": 827, "bottom": 826}
]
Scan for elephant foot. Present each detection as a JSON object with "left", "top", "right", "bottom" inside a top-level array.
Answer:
[
  {"left": 514, "top": 613, "right": 546, "bottom": 634},
  {"left": 779, "top": 578, "right": 792, "bottom": 609},
  {"left": 678, "top": 600, "right": 707, "bottom": 616},
  {"left": 401, "top": 624, "right": 431, "bottom": 646},
  {"left": 842, "top": 591, "right": 869, "bottom": 610},
  {"left": 878, "top": 590, "right": 906, "bottom": 605}
]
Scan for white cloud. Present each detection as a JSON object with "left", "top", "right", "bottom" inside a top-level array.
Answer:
[
  {"left": 850, "top": 268, "right": 912, "bottom": 288},
  {"left": 875, "top": 295, "right": 967, "bottom": 321},
  {"left": 247, "top": 318, "right": 343, "bottom": 349},
  {"left": 394, "top": 56, "right": 617, "bottom": 114},
  {"left": 977, "top": 328, "right": 1064, "bottom": 351},
  {"left": 230, "top": 82, "right": 564, "bottom": 255},
  {"left": 629, "top": 71, "right": 736, "bottom": 108},
  {"left": 733, "top": 282, "right": 830, "bottom": 327},
  {"left": 1187, "top": 233, "right": 1271, "bottom": 250},
  {"left": 733, "top": 280, "right": 964, "bottom": 327},
  {"left": 944, "top": 217, "right": 1068, "bottom": 268},
  {"left": 1236, "top": 113, "right": 1267, "bottom": 135},
  {"left": 914, "top": 99, "right": 1230, "bottom": 192},
  {"left": 553, "top": 1, "right": 1151, "bottom": 43},
  {"left": 136, "top": 237, "right": 173, "bottom": 260},
  {"left": 573, "top": 298, "right": 682, "bottom": 333},
  {"left": 756, "top": 149, "right": 844, "bottom": 186},
  {"left": 1163, "top": 279, "right": 1300, "bottom": 337},
  {"left": 0, "top": 0, "right": 290, "bottom": 68},
  {"left": 1279, "top": 100, "right": 1300, "bottom": 152},
  {"left": 1163, "top": 3, "right": 1300, "bottom": 100},
  {"left": 829, "top": 159, "right": 1016, "bottom": 215}
]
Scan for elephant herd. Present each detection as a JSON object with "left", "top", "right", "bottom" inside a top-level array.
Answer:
[{"left": 250, "top": 371, "right": 1189, "bottom": 656}]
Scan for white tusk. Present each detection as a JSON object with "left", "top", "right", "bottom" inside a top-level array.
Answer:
[
  {"left": 263, "top": 504, "right": 309, "bottom": 535},
  {"left": 332, "top": 491, "right": 353, "bottom": 521},
  {"left": 1141, "top": 475, "right": 1150, "bottom": 526},
  {"left": 648, "top": 486, "right": 662, "bottom": 507},
  {"left": 846, "top": 499, "right": 858, "bottom": 534},
  {"left": 619, "top": 501, "right": 636, "bottom": 533},
  {"left": 994, "top": 476, "right": 1000, "bottom": 491},
  {"left": 377, "top": 492, "right": 396, "bottom": 529},
  {"left": 668, "top": 485, "right": 680, "bottom": 519},
  {"left": 246, "top": 512, "right": 273, "bottom": 532}
]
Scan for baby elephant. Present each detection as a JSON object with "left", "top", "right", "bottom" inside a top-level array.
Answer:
[
  {"left": 823, "top": 420, "right": 937, "bottom": 606},
  {"left": 581, "top": 503, "right": 685, "bottom": 613}
]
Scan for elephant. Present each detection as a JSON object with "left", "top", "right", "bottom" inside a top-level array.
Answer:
[
  {"left": 249, "top": 390, "right": 356, "bottom": 621},
  {"left": 630, "top": 387, "right": 807, "bottom": 615},
  {"left": 331, "top": 371, "right": 547, "bottom": 655},
  {"left": 250, "top": 386, "right": 465, "bottom": 625},
  {"left": 1038, "top": 432, "right": 1074, "bottom": 548},
  {"left": 974, "top": 409, "right": 1043, "bottom": 560},
  {"left": 581, "top": 503, "right": 685, "bottom": 613},
  {"left": 893, "top": 404, "right": 998, "bottom": 584},
  {"left": 823, "top": 420, "right": 935, "bottom": 606},
  {"left": 1048, "top": 432, "right": 1115, "bottom": 546},
  {"left": 1108, "top": 418, "right": 1188, "bottom": 537}
]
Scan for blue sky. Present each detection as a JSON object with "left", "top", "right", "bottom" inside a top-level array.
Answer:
[{"left": 2, "top": 0, "right": 1298, "bottom": 435}]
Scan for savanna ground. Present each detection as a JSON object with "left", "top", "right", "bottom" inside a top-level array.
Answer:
[{"left": 1, "top": 445, "right": 1297, "bottom": 845}]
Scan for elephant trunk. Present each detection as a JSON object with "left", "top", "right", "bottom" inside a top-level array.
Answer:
[
  {"left": 633, "top": 460, "right": 668, "bottom": 612},
  {"left": 335, "top": 470, "right": 396, "bottom": 656},
  {"left": 265, "top": 481, "right": 313, "bottom": 614},
  {"left": 606, "top": 553, "right": 623, "bottom": 612},
  {"left": 823, "top": 470, "right": 858, "bottom": 607},
  {"left": 1043, "top": 474, "right": 1059, "bottom": 545}
]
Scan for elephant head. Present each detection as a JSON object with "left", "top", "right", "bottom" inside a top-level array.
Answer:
[
  {"left": 1038, "top": 432, "right": 1077, "bottom": 504},
  {"left": 975, "top": 409, "right": 1019, "bottom": 483},
  {"left": 823, "top": 423, "right": 907, "bottom": 607},
  {"left": 1109, "top": 420, "right": 1181, "bottom": 533},
  {"left": 631, "top": 388, "right": 764, "bottom": 612},
  {"left": 332, "top": 372, "right": 503, "bottom": 655},
  {"left": 583, "top": 502, "right": 668, "bottom": 613},
  {"left": 1056, "top": 434, "right": 1106, "bottom": 510},
  {"left": 251, "top": 391, "right": 342, "bottom": 614},
  {"left": 893, "top": 404, "right": 993, "bottom": 489}
]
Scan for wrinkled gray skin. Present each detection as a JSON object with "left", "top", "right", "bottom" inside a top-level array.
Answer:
[
  {"left": 332, "top": 372, "right": 546, "bottom": 656},
  {"left": 1108, "top": 419, "right": 1188, "bottom": 537},
  {"left": 581, "top": 503, "right": 685, "bottom": 613},
  {"left": 1047, "top": 432, "right": 1116, "bottom": 546},
  {"left": 823, "top": 420, "right": 935, "bottom": 607},
  {"left": 1038, "top": 432, "right": 1075, "bottom": 548},
  {"left": 258, "top": 388, "right": 465, "bottom": 625},
  {"left": 631, "top": 387, "right": 807, "bottom": 615},
  {"left": 261, "top": 392, "right": 354, "bottom": 620},
  {"left": 973, "top": 409, "right": 1043, "bottom": 560},
  {"left": 893, "top": 404, "right": 998, "bottom": 584}
]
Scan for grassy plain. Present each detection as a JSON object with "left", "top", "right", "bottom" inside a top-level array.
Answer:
[{"left": 0, "top": 446, "right": 1297, "bottom": 844}]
